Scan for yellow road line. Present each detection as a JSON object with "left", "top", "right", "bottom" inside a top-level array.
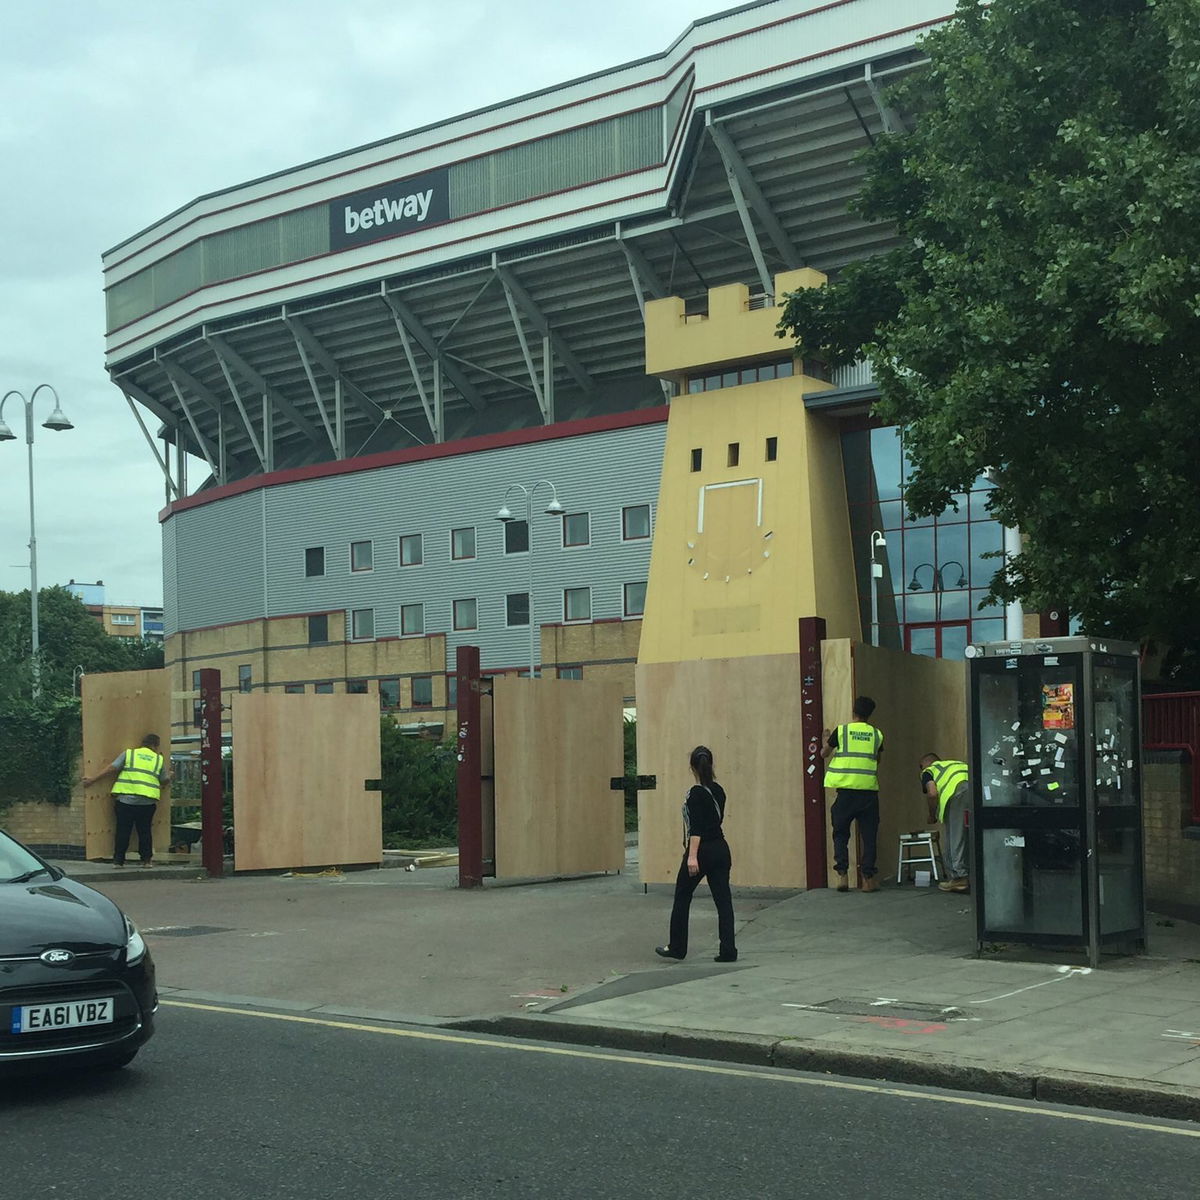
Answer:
[{"left": 161, "top": 999, "right": 1200, "bottom": 1139}]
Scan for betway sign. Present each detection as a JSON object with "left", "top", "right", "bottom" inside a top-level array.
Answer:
[{"left": 328, "top": 168, "right": 449, "bottom": 251}]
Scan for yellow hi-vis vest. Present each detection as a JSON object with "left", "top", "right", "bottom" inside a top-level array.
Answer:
[
  {"left": 927, "top": 759, "right": 969, "bottom": 821},
  {"left": 113, "top": 746, "right": 164, "bottom": 801},
  {"left": 824, "top": 722, "right": 883, "bottom": 791}
]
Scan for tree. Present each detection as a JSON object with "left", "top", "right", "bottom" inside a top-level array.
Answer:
[{"left": 778, "top": 0, "right": 1200, "bottom": 675}]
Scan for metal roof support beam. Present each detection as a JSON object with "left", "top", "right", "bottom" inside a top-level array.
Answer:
[
  {"left": 443, "top": 353, "right": 534, "bottom": 394},
  {"left": 500, "top": 276, "right": 549, "bottom": 422},
  {"left": 616, "top": 229, "right": 666, "bottom": 319},
  {"left": 204, "top": 332, "right": 325, "bottom": 451},
  {"left": 436, "top": 274, "right": 498, "bottom": 351},
  {"left": 387, "top": 303, "right": 441, "bottom": 441},
  {"left": 120, "top": 387, "right": 178, "bottom": 500},
  {"left": 262, "top": 393, "right": 275, "bottom": 473},
  {"left": 707, "top": 117, "right": 800, "bottom": 284},
  {"left": 495, "top": 264, "right": 593, "bottom": 396},
  {"left": 863, "top": 63, "right": 905, "bottom": 135},
  {"left": 285, "top": 320, "right": 340, "bottom": 456},
  {"left": 381, "top": 290, "right": 486, "bottom": 413},
  {"left": 210, "top": 346, "right": 269, "bottom": 471},
  {"left": 164, "top": 372, "right": 221, "bottom": 484}
]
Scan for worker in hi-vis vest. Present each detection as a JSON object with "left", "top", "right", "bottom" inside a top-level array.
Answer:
[
  {"left": 81, "top": 732, "right": 171, "bottom": 868},
  {"left": 921, "top": 753, "right": 970, "bottom": 893},
  {"left": 821, "top": 695, "right": 884, "bottom": 893}
]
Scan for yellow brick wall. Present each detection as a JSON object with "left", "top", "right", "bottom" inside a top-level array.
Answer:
[
  {"left": 543, "top": 619, "right": 641, "bottom": 702},
  {"left": 3, "top": 776, "right": 86, "bottom": 854},
  {"left": 1143, "top": 757, "right": 1200, "bottom": 915}
]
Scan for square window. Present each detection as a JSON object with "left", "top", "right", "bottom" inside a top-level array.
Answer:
[
  {"left": 777, "top": 358, "right": 794, "bottom": 378},
  {"left": 564, "top": 587, "right": 591, "bottom": 622},
  {"left": 379, "top": 678, "right": 400, "bottom": 710},
  {"left": 624, "top": 581, "right": 647, "bottom": 617},
  {"left": 446, "top": 674, "right": 458, "bottom": 707},
  {"left": 401, "top": 603, "right": 424, "bottom": 636},
  {"left": 308, "top": 614, "right": 329, "bottom": 644},
  {"left": 238, "top": 664, "right": 252, "bottom": 693},
  {"left": 558, "top": 666, "right": 583, "bottom": 680},
  {"left": 759, "top": 362, "right": 777, "bottom": 382},
  {"left": 687, "top": 378, "right": 703, "bottom": 394},
  {"left": 453, "top": 598, "right": 478, "bottom": 631},
  {"left": 305, "top": 546, "right": 325, "bottom": 577},
  {"left": 765, "top": 436, "right": 778, "bottom": 462},
  {"left": 284, "top": 683, "right": 305, "bottom": 695},
  {"left": 727, "top": 443, "right": 740, "bottom": 467},
  {"left": 690, "top": 448, "right": 702, "bottom": 473},
  {"left": 622, "top": 504, "right": 651, "bottom": 540},
  {"left": 739, "top": 366, "right": 759, "bottom": 385},
  {"left": 314, "top": 681, "right": 334, "bottom": 694},
  {"left": 412, "top": 676, "right": 433, "bottom": 707},
  {"left": 400, "top": 534, "right": 423, "bottom": 567},
  {"left": 350, "top": 540, "right": 373, "bottom": 572},
  {"left": 347, "top": 678, "right": 369, "bottom": 695},
  {"left": 504, "top": 520, "right": 529, "bottom": 554},
  {"left": 562, "top": 512, "right": 590, "bottom": 547},
  {"left": 506, "top": 593, "right": 530, "bottom": 627},
  {"left": 351, "top": 608, "right": 375, "bottom": 640},
  {"left": 451, "top": 527, "right": 476, "bottom": 560}
]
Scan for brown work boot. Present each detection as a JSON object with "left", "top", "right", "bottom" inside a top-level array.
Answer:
[
  {"left": 861, "top": 876, "right": 880, "bottom": 893},
  {"left": 835, "top": 872, "right": 849, "bottom": 892},
  {"left": 937, "top": 877, "right": 969, "bottom": 893}
]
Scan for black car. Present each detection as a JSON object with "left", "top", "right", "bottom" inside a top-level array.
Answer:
[{"left": 0, "top": 828, "right": 156, "bottom": 1072}]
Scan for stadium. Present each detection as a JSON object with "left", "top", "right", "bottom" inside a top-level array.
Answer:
[{"left": 101, "top": 0, "right": 1013, "bottom": 738}]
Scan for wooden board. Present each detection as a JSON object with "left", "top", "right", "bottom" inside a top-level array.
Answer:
[
  {"left": 231, "top": 693, "right": 381, "bottom": 871},
  {"left": 821, "top": 639, "right": 967, "bottom": 884},
  {"left": 80, "top": 670, "right": 171, "bottom": 861},
  {"left": 491, "top": 676, "right": 624, "bottom": 879},
  {"left": 636, "top": 654, "right": 807, "bottom": 887}
]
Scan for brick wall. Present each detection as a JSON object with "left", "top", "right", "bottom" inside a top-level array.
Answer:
[
  {"left": 1144, "top": 752, "right": 1200, "bottom": 920},
  {"left": 3, "top": 779, "right": 86, "bottom": 859}
]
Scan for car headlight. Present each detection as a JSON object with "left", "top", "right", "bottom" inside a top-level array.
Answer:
[{"left": 125, "top": 916, "right": 147, "bottom": 965}]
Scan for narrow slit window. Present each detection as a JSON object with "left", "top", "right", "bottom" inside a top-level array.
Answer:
[
  {"left": 766, "top": 436, "right": 778, "bottom": 462},
  {"left": 690, "top": 448, "right": 702, "bottom": 472},
  {"left": 727, "top": 443, "right": 740, "bottom": 468}
]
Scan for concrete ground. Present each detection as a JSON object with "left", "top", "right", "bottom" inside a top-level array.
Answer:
[{"left": 51, "top": 844, "right": 1200, "bottom": 1122}]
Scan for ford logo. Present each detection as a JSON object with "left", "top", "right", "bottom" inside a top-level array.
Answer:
[{"left": 40, "top": 949, "right": 75, "bottom": 965}]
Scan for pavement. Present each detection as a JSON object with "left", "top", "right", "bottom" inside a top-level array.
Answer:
[{"left": 49, "top": 843, "right": 1200, "bottom": 1123}]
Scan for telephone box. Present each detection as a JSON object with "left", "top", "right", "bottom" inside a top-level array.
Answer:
[{"left": 966, "top": 636, "right": 1145, "bottom": 966}]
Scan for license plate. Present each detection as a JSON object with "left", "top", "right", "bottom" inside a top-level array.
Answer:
[{"left": 11, "top": 998, "right": 114, "bottom": 1034}]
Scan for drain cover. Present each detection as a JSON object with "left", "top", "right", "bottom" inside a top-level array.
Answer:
[{"left": 790, "top": 997, "right": 970, "bottom": 1021}]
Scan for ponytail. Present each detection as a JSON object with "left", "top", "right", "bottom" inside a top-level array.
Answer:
[{"left": 689, "top": 745, "right": 715, "bottom": 786}]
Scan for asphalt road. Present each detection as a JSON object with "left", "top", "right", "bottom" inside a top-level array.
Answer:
[{"left": 4, "top": 1001, "right": 1197, "bottom": 1200}]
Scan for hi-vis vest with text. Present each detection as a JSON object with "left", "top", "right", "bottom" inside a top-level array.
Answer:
[
  {"left": 927, "top": 759, "right": 969, "bottom": 821},
  {"left": 113, "top": 746, "right": 164, "bottom": 802},
  {"left": 824, "top": 722, "right": 883, "bottom": 791}
]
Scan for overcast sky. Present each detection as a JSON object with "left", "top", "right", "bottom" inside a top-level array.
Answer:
[{"left": 0, "top": 0, "right": 728, "bottom": 608}]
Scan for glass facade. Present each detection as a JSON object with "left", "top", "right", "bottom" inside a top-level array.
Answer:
[{"left": 841, "top": 425, "right": 1006, "bottom": 659}]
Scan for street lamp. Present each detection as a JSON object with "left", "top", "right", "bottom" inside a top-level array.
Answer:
[
  {"left": 868, "top": 530, "right": 886, "bottom": 646},
  {"left": 907, "top": 560, "right": 968, "bottom": 622},
  {"left": 0, "top": 385, "right": 74, "bottom": 700},
  {"left": 496, "top": 480, "right": 565, "bottom": 677}
]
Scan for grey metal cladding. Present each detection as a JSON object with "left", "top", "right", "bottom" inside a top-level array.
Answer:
[
  {"left": 169, "top": 490, "right": 265, "bottom": 631},
  {"left": 161, "top": 518, "right": 178, "bottom": 636},
  {"left": 168, "top": 420, "right": 665, "bottom": 672}
]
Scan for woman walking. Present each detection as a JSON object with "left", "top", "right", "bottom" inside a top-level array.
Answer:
[{"left": 656, "top": 745, "right": 737, "bottom": 963}]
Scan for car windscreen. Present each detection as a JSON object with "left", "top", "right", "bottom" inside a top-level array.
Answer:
[{"left": 0, "top": 831, "right": 50, "bottom": 882}]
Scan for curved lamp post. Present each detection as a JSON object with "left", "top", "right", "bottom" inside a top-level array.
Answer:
[
  {"left": 0, "top": 385, "right": 74, "bottom": 699},
  {"left": 496, "top": 480, "right": 564, "bottom": 677}
]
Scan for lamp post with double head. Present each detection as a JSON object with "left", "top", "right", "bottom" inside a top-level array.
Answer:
[
  {"left": 0, "top": 385, "right": 74, "bottom": 699},
  {"left": 496, "top": 480, "right": 564, "bottom": 677}
]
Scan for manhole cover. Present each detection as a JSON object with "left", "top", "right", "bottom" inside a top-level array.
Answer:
[
  {"left": 789, "top": 997, "right": 971, "bottom": 1021},
  {"left": 143, "top": 925, "right": 233, "bottom": 938}
]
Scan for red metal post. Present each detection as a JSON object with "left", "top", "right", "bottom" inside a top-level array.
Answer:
[
  {"left": 799, "top": 616, "right": 829, "bottom": 888},
  {"left": 455, "top": 645, "right": 484, "bottom": 888},
  {"left": 198, "top": 668, "right": 224, "bottom": 877}
]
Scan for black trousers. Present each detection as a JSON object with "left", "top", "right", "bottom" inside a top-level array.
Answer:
[
  {"left": 831, "top": 789, "right": 880, "bottom": 878},
  {"left": 667, "top": 838, "right": 736, "bottom": 959},
  {"left": 114, "top": 800, "right": 156, "bottom": 864}
]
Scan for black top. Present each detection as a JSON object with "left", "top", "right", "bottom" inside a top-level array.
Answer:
[{"left": 683, "top": 782, "right": 727, "bottom": 843}]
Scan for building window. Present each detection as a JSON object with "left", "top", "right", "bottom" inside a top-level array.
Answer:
[
  {"left": 284, "top": 684, "right": 305, "bottom": 695},
  {"left": 401, "top": 603, "right": 424, "bottom": 636},
  {"left": 562, "top": 513, "right": 590, "bottom": 547},
  {"left": 110, "top": 612, "right": 137, "bottom": 626},
  {"left": 347, "top": 679, "right": 369, "bottom": 694},
  {"left": 451, "top": 526, "right": 476, "bottom": 561},
  {"left": 453, "top": 598, "right": 478, "bottom": 631},
  {"left": 687, "top": 358, "right": 795, "bottom": 393},
  {"left": 305, "top": 546, "right": 325, "bottom": 577},
  {"left": 350, "top": 540, "right": 373, "bottom": 572},
  {"left": 308, "top": 614, "right": 329, "bottom": 644},
  {"left": 622, "top": 504, "right": 651, "bottom": 541},
  {"left": 351, "top": 608, "right": 375, "bottom": 640},
  {"left": 238, "top": 664, "right": 252, "bottom": 693},
  {"left": 506, "top": 593, "right": 530, "bottom": 627},
  {"left": 314, "top": 682, "right": 334, "bottom": 694},
  {"left": 379, "top": 679, "right": 400, "bottom": 710},
  {"left": 558, "top": 666, "right": 583, "bottom": 680},
  {"left": 400, "top": 534, "right": 423, "bottom": 567},
  {"left": 624, "top": 582, "right": 647, "bottom": 617},
  {"left": 504, "top": 520, "right": 529, "bottom": 554},
  {"left": 690, "top": 448, "right": 702, "bottom": 472},
  {"left": 192, "top": 669, "right": 202, "bottom": 728},
  {"left": 446, "top": 674, "right": 458, "bottom": 707},
  {"left": 412, "top": 676, "right": 433, "bottom": 707},
  {"left": 564, "top": 587, "right": 591, "bottom": 622},
  {"left": 727, "top": 443, "right": 740, "bottom": 468},
  {"left": 766, "top": 437, "right": 778, "bottom": 462}
]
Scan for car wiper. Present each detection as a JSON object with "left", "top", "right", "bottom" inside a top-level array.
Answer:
[{"left": 8, "top": 867, "right": 53, "bottom": 883}]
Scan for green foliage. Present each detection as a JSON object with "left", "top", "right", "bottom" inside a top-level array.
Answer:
[
  {"left": 0, "top": 694, "right": 81, "bottom": 809},
  {"left": 379, "top": 719, "right": 458, "bottom": 848},
  {"left": 624, "top": 716, "right": 638, "bottom": 832},
  {"left": 777, "top": 0, "right": 1200, "bottom": 675}
]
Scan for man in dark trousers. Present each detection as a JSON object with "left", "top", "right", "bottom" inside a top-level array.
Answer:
[
  {"left": 821, "top": 696, "right": 884, "bottom": 892},
  {"left": 81, "top": 733, "right": 171, "bottom": 867}
]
